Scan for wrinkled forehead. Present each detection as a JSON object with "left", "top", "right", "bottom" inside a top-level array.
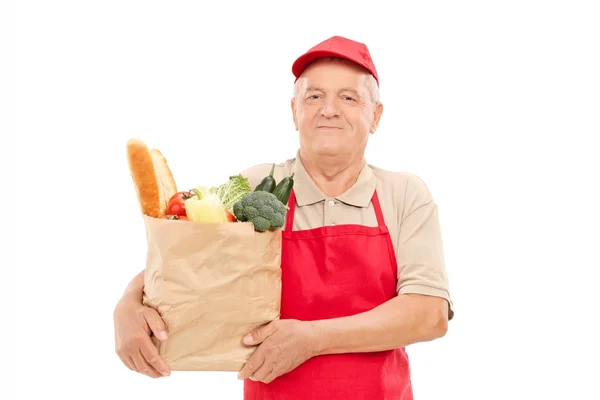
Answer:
[
  {"left": 302, "top": 57, "right": 372, "bottom": 75},
  {"left": 296, "top": 59, "right": 371, "bottom": 93}
]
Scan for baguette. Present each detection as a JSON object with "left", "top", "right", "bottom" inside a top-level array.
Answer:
[{"left": 126, "top": 138, "right": 178, "bottom": 218}]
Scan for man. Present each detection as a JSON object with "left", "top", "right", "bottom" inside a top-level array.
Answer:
[{"left": 114, "top": 35, "right": 453, "bottom": 399}]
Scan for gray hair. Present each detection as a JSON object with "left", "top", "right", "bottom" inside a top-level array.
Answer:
[{"left": 293, "top": 57, "right": 380, "bottom": 105}]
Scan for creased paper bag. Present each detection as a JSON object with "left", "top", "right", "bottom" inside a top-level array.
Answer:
[{"left": 141, "top": 214, "right": 282, "bottom": 372}]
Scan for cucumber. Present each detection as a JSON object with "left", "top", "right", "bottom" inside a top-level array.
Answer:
[
  {"left": 254, "top": 163, "right": 276, "bottom": 193},
  {"left": 273, "top": 172, "right": 294, "bottom": 205}
]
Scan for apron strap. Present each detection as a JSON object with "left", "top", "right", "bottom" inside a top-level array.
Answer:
[
  {"left": 371, "top": 190, "right": 386, "bottom": 227},
  {"left": 285, "top": 189, "right": 297, "bottom": 232}
]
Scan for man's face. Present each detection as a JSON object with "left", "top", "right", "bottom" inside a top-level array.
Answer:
[{"left": 291, "top": 59, "right": 383, "bottom": 159}]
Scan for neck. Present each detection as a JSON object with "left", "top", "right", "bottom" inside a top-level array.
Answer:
[{"left": 299, "top": 149, "right": 365, "bottom": 197}]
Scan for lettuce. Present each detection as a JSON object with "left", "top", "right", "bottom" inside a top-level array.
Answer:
[{"left": 213, "top": 174, "right": 251, "bottom": 212}]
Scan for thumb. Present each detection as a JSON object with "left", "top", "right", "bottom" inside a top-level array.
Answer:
[
  {"left": 243, "top": 322, "right": 275, "bottom": 345},
  {"left": 143, "top": 307, "right": 168, "bottom": 341}
]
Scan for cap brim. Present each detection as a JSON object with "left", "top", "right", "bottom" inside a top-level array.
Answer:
[{"left": 292, "top": 50, "right": 374, "bottom": 82}]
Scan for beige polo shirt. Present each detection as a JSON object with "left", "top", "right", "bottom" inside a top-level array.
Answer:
[{"left": 241, "top": 150, "right": 454, "bottom": 320}]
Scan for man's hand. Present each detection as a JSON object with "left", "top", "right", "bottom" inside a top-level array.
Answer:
[
  {"left": 237, "top": 319, "right": 318, "bottom": 384},
  {"left": 113, "top": 297, "right": 171, "bottom": 378}
]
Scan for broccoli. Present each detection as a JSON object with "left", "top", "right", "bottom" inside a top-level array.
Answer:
[{"left": 233, "top": 191, "right": 287, "bottom": 232}]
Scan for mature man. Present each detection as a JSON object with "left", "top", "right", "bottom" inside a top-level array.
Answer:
[{"left": 114, "top": 35, "right": 453, "bottom": 399}]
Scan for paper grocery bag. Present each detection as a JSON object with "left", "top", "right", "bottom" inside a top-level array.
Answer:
[{"left": 141, "top": 214, "right": 282, "bottom": 372}]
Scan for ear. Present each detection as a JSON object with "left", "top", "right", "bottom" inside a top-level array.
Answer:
[
  {"left": 370, "top": 102, "right": 384, "bottom": 134},
  {"left": 291, "top": 98, "right": 298, "bottom": 131}
]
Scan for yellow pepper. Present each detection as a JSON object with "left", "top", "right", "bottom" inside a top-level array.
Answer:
[{"left": 184, "top": 188, "right": 228, "bottom": 223}]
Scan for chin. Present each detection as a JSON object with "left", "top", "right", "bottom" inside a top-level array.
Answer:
[
  {"left": 311, "top": 143, "right": 347, "bottom": 156},
  {"left": 300, "top": 134, "right": 351, "bottom": 156}
]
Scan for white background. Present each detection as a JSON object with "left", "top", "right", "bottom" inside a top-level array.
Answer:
[{"left": 7, "top": 0, "right": 600, "bottom": 399}]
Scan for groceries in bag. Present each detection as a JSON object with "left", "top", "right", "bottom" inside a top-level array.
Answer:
[
  {"left": 124, "top": 138, "right": 292, "bottom": 371},
  {"left": 126, "top": 138, "right": 294, "bottom": 231}
]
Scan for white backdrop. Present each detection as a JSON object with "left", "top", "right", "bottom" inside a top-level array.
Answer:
[{"left": 8, "top": 0, "right": 600, "bottom": 399}]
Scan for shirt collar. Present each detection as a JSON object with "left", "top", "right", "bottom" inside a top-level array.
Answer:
[{"left": 292, "top": 149, "right": 376, "bottom": 208}]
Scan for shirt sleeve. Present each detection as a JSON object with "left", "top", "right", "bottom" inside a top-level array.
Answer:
[{"left": 395, "top": 175, "right": 454, "bottom": 320}]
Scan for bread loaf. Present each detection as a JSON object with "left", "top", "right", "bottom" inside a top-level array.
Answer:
[{"left": 126, "top": 138, "right": 177, "bottom": 218}]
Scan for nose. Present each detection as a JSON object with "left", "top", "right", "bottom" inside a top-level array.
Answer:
[{"left": 320, "top": 97, "right": 340, "bottom": 118}]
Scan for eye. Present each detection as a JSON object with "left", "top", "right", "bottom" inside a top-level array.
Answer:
[
  {"left": 307, "top": 95, "right": 321, "bottom": 100},
  {"left": 342, "top": 96, "right": 355, "bottom": 102}
]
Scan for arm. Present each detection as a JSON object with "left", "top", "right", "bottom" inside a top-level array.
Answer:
[
  {"left": 118, "top": 268, "right": 145, "bottom": 304},
  {"left": 313, "top": 175, "right": 452, "bottom": 355},
  {"left": 237, "top": 294, "right": 448, "bottom": 382},
  {"left": 313, "top": 294, "right": 448, "bottom": 355},
  {"left": 114, "top": 269, "right": 171, "bottom": 378}
]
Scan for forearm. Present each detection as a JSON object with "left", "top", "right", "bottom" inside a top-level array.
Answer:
[
  {"left": 312, "top": 294, "right": 448, "bottom": 356},
  {"left": 120, "top": 269, "right": 145, "bottom": 303}
]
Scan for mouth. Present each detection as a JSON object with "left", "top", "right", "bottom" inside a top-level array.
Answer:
[{"left": 317, "top": 126, "right": 343, "bottom": 130}]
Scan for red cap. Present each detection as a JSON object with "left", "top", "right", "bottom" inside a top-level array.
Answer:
[{"left": 292, "top": 36, "right": 379, "bottom": 85}]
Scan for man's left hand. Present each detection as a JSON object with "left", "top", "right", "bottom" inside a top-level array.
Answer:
[{"left": 237, "top": 319, "right": 319, "bottom": 384}]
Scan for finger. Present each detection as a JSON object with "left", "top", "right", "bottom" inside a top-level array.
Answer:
[
  {"left": 261, "top": 365, "right": 280, "bottom": 384},
  {"left": 243, "top": 321, "right": 277, "bottom": 346},
  {"left": 143, "top": 307, "right": 168, "bottom": 341},
  {"left": 118, "top": 354, "right": 135, "bottom": 371},
  {"left": 140, "top": 337, "right": 170, "bottom": 377},
  {"left": 131, "top": 350, "right": 162, "bottom": 378},
  {"left": 237, "top": 348, "right": 266, "bottom": 380},
  {"left": 251, "top": 360, "right": 276, "bottom": 383},
  {"left": 116, "top": 342, "right": 137, "bottom": 371},
  {"left": 126, "top": 356, "right": 137, "bottom": 371}
]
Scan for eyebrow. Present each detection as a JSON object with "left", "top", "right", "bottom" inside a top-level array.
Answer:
[
  {"left": 306, "top": 87, "right": 362, "bottom": 97},
  {"left": 339, "top": 88, "right": 361, "bottom": 97}
]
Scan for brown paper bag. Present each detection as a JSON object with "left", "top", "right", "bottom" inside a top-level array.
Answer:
[{"left": 141, "top": 214, "right": 282, "bottom": 372}]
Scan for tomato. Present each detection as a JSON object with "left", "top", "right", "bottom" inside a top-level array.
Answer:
[
  {"left": 167, "top": 190, "right": 196, "bottom": 217},
  {"left": 225, "top": 210, "right": 236, "bottom": 222},
  {"left": 167, "top": 201, "right": 187, "bottom": 216},
  {"left": 160, "top": 214, "right": 188, "bottom": 221}
]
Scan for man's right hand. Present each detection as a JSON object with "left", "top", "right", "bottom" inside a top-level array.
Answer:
[{"left": 113, "top": 296, "right": 171, "bottom": 378}]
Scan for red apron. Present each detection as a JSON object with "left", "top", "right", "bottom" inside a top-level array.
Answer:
[{"left": 244, "top": 189, "right": 413, "bottom": 400}]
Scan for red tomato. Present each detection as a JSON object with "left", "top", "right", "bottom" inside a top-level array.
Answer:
[
  {"left": 167, "top": 190, "right": 196, "bottom": 216},
  {"left": 225, "top": 210, "right": 236, "bottom": 222}
]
